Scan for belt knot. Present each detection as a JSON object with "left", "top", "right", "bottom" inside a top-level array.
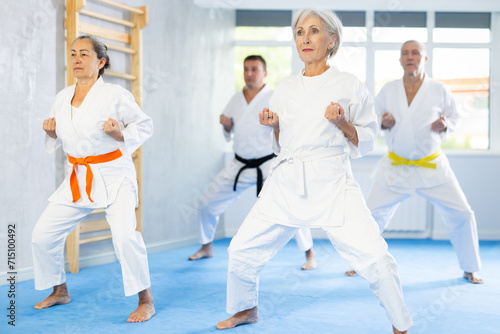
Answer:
[
  {"left": 388, "top": 150, "right": 440, "bottom": 169},
  {"left": 272, "top": 146, "right": 346, "bottom": 196},
  {"left": 67, "top": 149, "right": 122, "bottom": 203},
  {"left": 233, "top": 153, "right": 276, "bottom": 196}
]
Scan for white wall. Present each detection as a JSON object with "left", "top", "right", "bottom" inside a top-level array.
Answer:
[
  {"left": 139, "top": 0, "right": 235, "bottom": 250},
  {"left": 0, "top": 0, "right": 66, "bottom": 283}
]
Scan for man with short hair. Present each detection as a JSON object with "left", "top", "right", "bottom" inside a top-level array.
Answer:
[{"left": 346, "top": 40, "right": 482, "bottom": 284}]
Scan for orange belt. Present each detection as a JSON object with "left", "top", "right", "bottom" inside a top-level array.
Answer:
[{"left": 68, "top": 149, "right": 122, "bottom": 203}]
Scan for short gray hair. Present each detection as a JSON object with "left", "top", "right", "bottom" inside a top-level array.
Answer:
[
  {"left": 401, "top": 40, "right": 427, "bottom": 55},
  {"left": 292, "top": 8, "right": 343, "bottom": 58}
]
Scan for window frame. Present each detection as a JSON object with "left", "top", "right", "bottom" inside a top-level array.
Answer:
[
  {"left": 235, "top": 10, "right": 500, "bottom": 155},
  {"left": 293, "top": 10, "right": 500, "bottom": 155}
]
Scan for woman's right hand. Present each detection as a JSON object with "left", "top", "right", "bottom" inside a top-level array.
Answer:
[
  {"left": 43, "top": 117, "right": 57, "bottom": 139},
  {"left": 260, "top": 108, "right": 279, "bottom": 128},
  {"left": 381, "top": 112, "right": 395, "bottom": 129}
]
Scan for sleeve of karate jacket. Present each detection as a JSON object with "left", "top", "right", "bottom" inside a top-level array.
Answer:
[
  {"left": 221, "top": 95, "right": 235, "bottom": 142},
  {"left": 117, "top": 88, "right": 154, "bottom": 155},
  {"left": 374, "top": 84, "right": 389, "bottom": 134},
  {"left": 268, "top": 88, "right": 281, "bottom": 155},
  {"left": 45, "top": 97, "right": 63, "bottom": 154},
  {"left": 439, "top": 83, "right": 461, "bottom": 143},
  {"left": 346, "top": 82, "right": 378, "bottom": 159},
  {"left": 222, "top": 126, "right": 233, "bottom": 142}
]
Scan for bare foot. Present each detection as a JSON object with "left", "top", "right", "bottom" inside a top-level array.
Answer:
[
  {"left": 216, "top": 306, "right": 258, "bottom": 329},
  {"left": 34, "top": 283, "right": 70, "bottom": 309},
  {"left": 128, "top": 288, "right": 155, "bottom": 323},
  {"left": 345, "top": 269, "right": 357, "bottom": 277},
  {"left": 128, "top": 302, "right": 155, "bottom": 323},
  {"left": 189, "top": 243, "right": 213, "bottom": 261},
  {"left": 301, "top": 247, "right": 317, "bottom": 270},
  {"left": 393, "top": 325, "right": 409, "bottom": 333},
  {"left": 463, "top": 272, "right": 484, "bottom": 284}
]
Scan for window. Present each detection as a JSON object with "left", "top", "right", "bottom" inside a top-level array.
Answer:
[
  {"left": 234, "top": 11, "right": 293, "bottom": 91},
  {"left": 372, "top": 11, "right": 427, "bottom": 43},
  {"left": 431, "top": 12, "right": 491, "bottom": 149},
  {"left": 336, "top": 47, "right": 367, "bottom": 83},
  {"left": 374, "top": 50, "right": 401, "bottom": 94},
  {"left": 332, "top": 11, "right": 367, "bottom": 83},
  {"left": 234, "top": 45, "right": 292, "bottom": 92},
  {"left": 235, "top": 10, "right": 494, "bottom": 151},
  {"left": 352, "top": 11, "right": 491, "bottom": 150},
  {"left": 433, "top": 12, "right": 490, "bottom": 43}
]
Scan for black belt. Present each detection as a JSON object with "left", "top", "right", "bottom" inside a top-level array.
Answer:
[{"left": 233, "top": 153, "right": 276, "bottom": 196}]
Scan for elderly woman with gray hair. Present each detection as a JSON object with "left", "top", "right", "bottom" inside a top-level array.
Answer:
[{"left": 217, "top": 8, "right": 412, "bottom": 333}]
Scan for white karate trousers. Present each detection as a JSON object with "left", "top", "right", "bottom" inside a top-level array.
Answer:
[
  {"left": 198, "top": 157, "right": 313, "bottom": 252},
  {"left": 226, "top": 177, "right": 413, "bottom": 332},
  {"left": 32, "top": 179, "right": 151, "bottom": 296},
  {"left": 367, "top": 176, "right": 481, "bottom": 273}
]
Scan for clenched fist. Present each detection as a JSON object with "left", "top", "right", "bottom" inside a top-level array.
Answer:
[
  {"left": 431, "top": 115, "right": 447, "bottom": 132},
  {"left": 43, "top": 117, "right": 57, "bottom": 139},
  {"left": 220, "top": 114, "right": 233, "bottom": 132},
  {"left": 259, "top": 108, "right": 279, "bottom": 128},
  {"left": 381, "top": 112, "right": 396, "bottom": 129},
  {"left": 104, "top": 118, "right": 124, "bottom": 141},
  {"left": 325, "top": 102, "right": 346, "bottom": 126}
]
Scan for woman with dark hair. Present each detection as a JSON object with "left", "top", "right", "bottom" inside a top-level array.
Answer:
[
  {"left": 217, "top": 8, "right": 412, "bottom": 333},
  {"left": 33, "top": 35, "right": 155, "bottom": 322}
]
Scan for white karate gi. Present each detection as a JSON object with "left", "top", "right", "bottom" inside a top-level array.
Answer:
[
  {"left": 198, "top": 84, "right": 313, "bottom": 252},
  {"left": 226, "top": 67, "right": 413, "bottom": 331},
  {"left": 368, "top": 76, "right": 481, "bottom": 273},
  {"left": 32, "top": 78, "right": 153, "bottom": 296}
]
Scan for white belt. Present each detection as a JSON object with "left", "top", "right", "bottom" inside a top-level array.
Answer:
[{"left": 270, "top": 146, "right": 346, "bottom": 195}]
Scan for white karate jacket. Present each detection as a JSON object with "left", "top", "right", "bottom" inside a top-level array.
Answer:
[
  {"left": 222, "top": 84, "right": 274, "bottom": 159},
  {"left": 45, "top": 78, "right": 153, "bottom": 208},
  {"left": 253, "top": 67, "right": 378, "bottom": 227},
  {"left": 373, "top": 75, "right": 460, "bottom": 190}
]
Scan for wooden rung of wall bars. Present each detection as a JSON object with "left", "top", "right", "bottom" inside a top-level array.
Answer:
[
  {"left": 79, "top": 22, "right": 131, "bottom": 44},
  {"left": 80, "top": 235, "right": 113, "bottom": 245},
  {"left": 105, "top": 43, "right": 136, "bottom": 54},
  {"left": 88, "top": 208, "right": 105, "bottom": 216},
  {"left": 65, "top": 0, "right": 148, "bottom": 274},
  {"left": 79, "top": 219, "right": 110, "bottom": 233},
  {"left": 96, "top": 0, "right": 145, "bottom": 14},
  {"left": 79, "top": 8, "right": 135, "bottom": 27},
  {"left": 104, "top": 71, "right": 136, "bottom": 80}
]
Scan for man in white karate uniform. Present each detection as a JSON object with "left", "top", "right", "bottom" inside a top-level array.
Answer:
[
  {"left": 347, "top": 40, "right": 482, "bottom": 284},
  {"left": 189, "top": 55, "right": 317, "bottom": 270}
]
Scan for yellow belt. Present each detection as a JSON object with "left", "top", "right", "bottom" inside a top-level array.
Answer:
[{"left": 388, "top": 150, "right": 440, "bottom": 169}]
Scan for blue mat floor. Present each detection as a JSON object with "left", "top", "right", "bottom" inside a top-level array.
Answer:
[{"left": 1, "top": 239, "right": 499, "bottom": 334}]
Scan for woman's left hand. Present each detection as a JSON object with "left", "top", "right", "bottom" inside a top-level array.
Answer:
[
  {"left": 431, "top": 115, "right": 447, "bottom": 132},
  {"left": 325, "top": 102, "right": 347, "bottom": 126},
  {"left": 260, "top": 108, "right": 279, "bottom": 129},
  {"left": 104, "top": 118, "right": 124, "bottom": 141}
]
